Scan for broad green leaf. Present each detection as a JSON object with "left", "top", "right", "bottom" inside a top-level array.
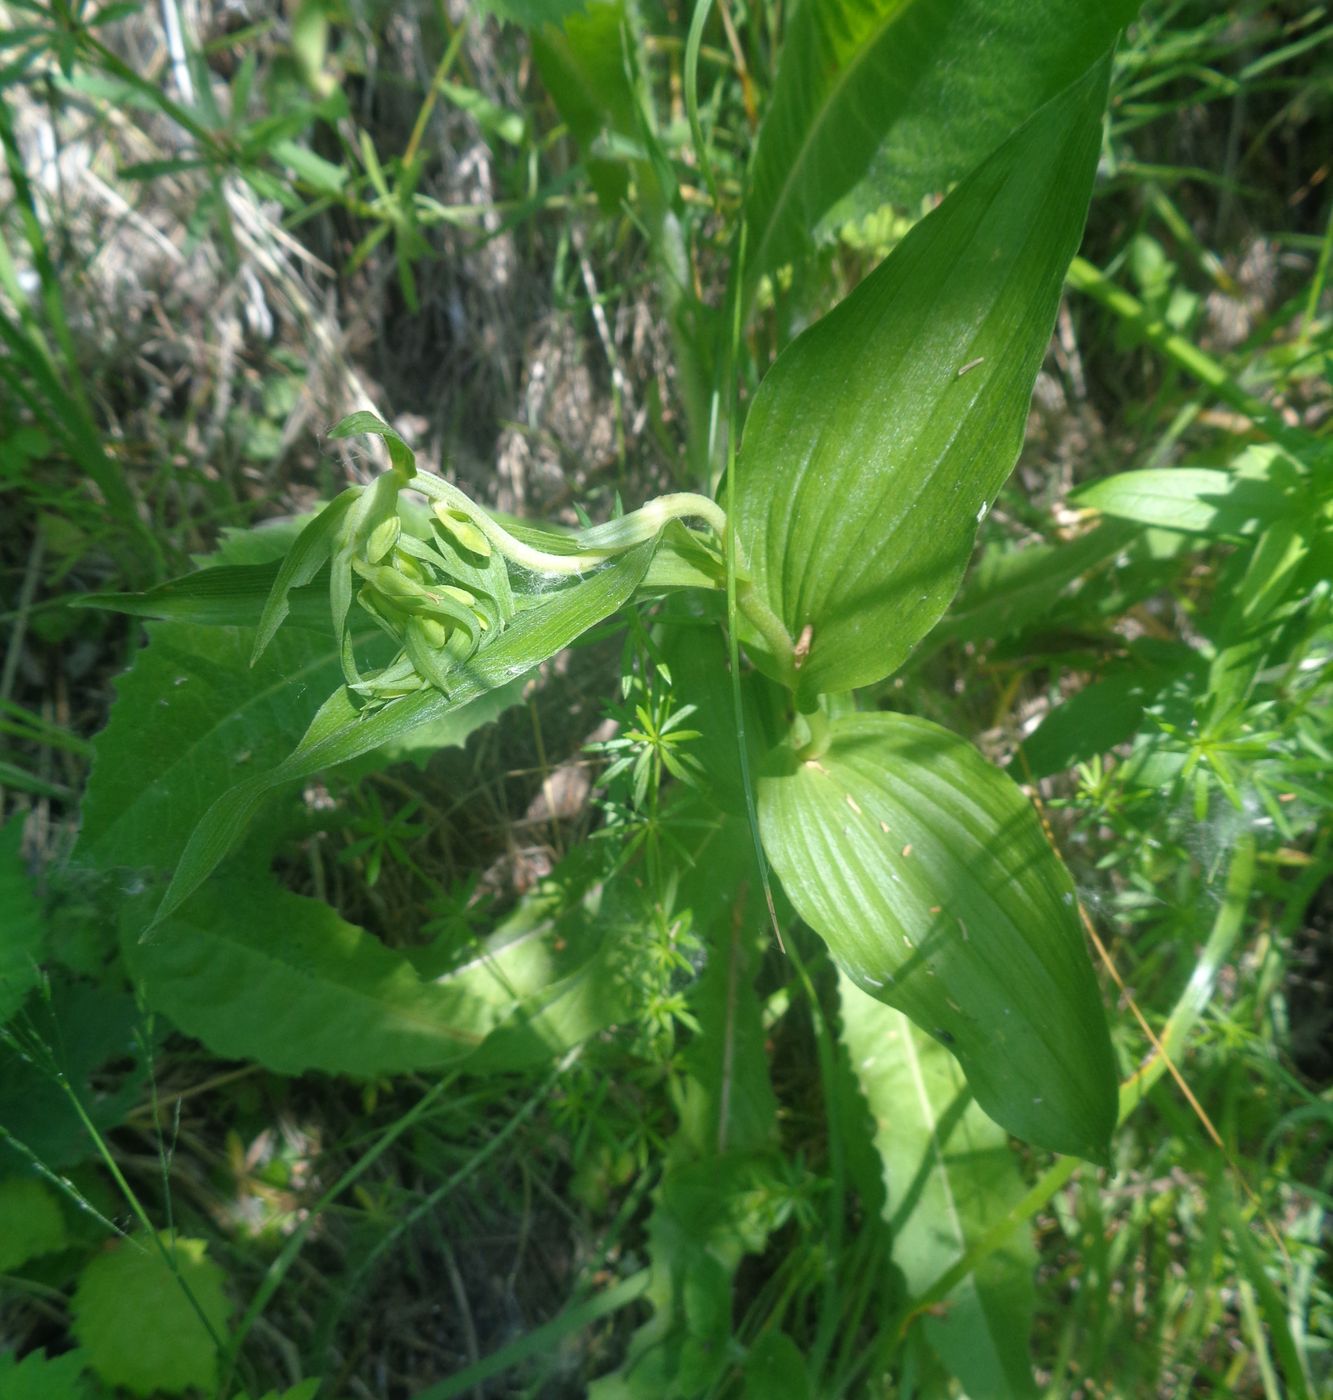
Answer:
[
  {"left": 744, "top": 0, "right": 1137, "bottom": 289},
  {"left": 744, "top": 1331, "right": 811, "bottom": 1400},
  {"left": 0, "top": 819, "right": 44, "bottom": 1023},
  {"left": 125, "top": 877, "right": 555, "bottom": 1075},
  {"left": 71, "top": 1232, "right": 230, "bottom": 1397},
  {"left": 1013, "top": 650, "right": 1199, "bottom": 781},
  {"left": 0, "top": 1350, "right": 94, "bottom": 1400},
  {"left": 1076, "top": 464, "right": 1294, "bottom": 537},
  {"left": 735, "top": 57, "right": 1111, "bottom": 697},
  {"left": 76, "top": 619, "right": 385, "bottom": 876},
  {"left": 758, "top": 712, "right": 1116, "bottom": 1161},
  {"left": 839, "top": 973, "right": 1038, "bottom": 1397},
  {"left": 153, "top": 539, "right": 658, "bottom": 926}
]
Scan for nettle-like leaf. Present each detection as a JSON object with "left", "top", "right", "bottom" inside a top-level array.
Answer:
[
  {"left": 0, "top": 1350, "right": 94, "bottom": 1400},
  {"left": 744, "top": 0, "right": 1137, "bottom": 290},
  {"left": 759, "top": 713, "right": 1117, "bottom": 1162},
  {"left": 735, "top": 56, "right": 1111, "bottom": 698},
  {"left": 71, "top": 1232, "right": 230, "bottom": 1397},
  {"left": 0, "top": 980, "right": 149, "bottom": 1175},
  {"left": 839, "top": 974, "right": 1038, "bottom": 1397}
]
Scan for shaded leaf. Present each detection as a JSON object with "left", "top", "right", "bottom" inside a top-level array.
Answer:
[
  {"left": 0, "top": 1176, "right": 69, "bottom": 1271},
  {"left": 532, "top": 0, "right": 640, "bottom": 210},
  {"left": 735, "top": 58, "right": 1111, "bottom": 697},
  {"left": 125, "top": 878, "right": 524, "bottom": 1075},
  {"left": 0, "top": 980, "right": 149, "bottom": 1174},
  {"left": 1014, "top": 650, "right": 1199, "bottom": 781},
  {"left": 0, "top": 1350, "right": 94, "bottom": 1400},
  {"left": 75, "top": 562, "right": 333, "bottom": 632},
  {"left": 758, "top": 712, "right": 1116, "bottom": 1161}
]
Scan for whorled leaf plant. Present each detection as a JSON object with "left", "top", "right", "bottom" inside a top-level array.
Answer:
[{"left": 91, "top": 51, "right": 1120, "bottom": 1166}]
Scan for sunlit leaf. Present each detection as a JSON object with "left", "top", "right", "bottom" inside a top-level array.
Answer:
[
  {"left": 759, "top": 712, "right": 1117, "bottom": 1161},
  {"left": 744, "top": 0, "right": 1136, "bottom": 288},
  {"left": 735, "top": 57, "right": 1111, "bottom": 697}
]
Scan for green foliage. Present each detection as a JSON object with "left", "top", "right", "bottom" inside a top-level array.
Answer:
[
  {"left": 71, "top": 1232, "right": 230, "bottom": 1396},
  {"left": 760, "top": 712, "right": 1116, "bottom": 1161},
  {"left": 0, "top": 820, "right": 42, "bottom": 1021},
  {"left": 735, "top": 57, "right": 1110, "bottom": 698},
  {"left": 839, "top": 975, "right": 1039, "bottom": 1397},
  {"left": 0, "top": 1176, "right": 68, "bottom": 1271},
  {"left": 744, "top": 0, "right": 1139, "bottom": 287},
  {"left": 0, "top": 1350, "right": 95, "bottom": 1400},
  {"left": 6, "top": 0, "right": 1329, "bottom": 1395}
]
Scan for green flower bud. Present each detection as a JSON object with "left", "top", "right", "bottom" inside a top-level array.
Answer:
[
  {"left": 432, "top": 503, "right": 492, "bottom": 557},
  {"left": 365, "top": 515, "right": 401, "bottom": 563}
]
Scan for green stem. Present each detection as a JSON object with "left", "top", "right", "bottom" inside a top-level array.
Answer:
[
  {"left": 413, "top": 473, "right": 725, "bottom": 575},
  {"left": 794, "top": 697, "right": 832, "bottom": 760}
]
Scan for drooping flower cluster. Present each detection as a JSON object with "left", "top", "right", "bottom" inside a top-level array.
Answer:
[{"left": 250, "top": 413, "right": 734, "bottom": 709}]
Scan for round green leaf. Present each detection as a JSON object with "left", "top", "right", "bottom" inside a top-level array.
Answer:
[
  {"left": 758, "top": 712, "right": 1116, "bottom": 1162},
  {"left": 72, "top": 1232, "right": 230, "bottom": 1397}
]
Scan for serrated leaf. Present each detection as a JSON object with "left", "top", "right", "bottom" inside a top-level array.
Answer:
[
  {"left": 72, "top": 1232, "right": 230, "bottom": 1397},
  {"left": 0, "top": 819, "right": 44, "bottom": 1023},
  {"left": 758, "top": 712, "right": 1116, "bottom": 1162},
  {"left": 744, "top": 0, "right": 1137, "bottom": 289},
  {"left": 153, "top": 539, "right": 657, "bottom": 927},
  {"left": 0, "top": 981, "right": 148, "bottom": 1174},
  {"left": 76, "top": 620, "right": 386, "bottom": 876},
  {"left": 735, "top": 57, "right": 1111, "bottom": 697},
  {"left": 0, "top": 1176, "right": 68, "bottom": 1270},
  {"left": 0, "top": 1349, "right": 94, "bottom": 1400},
  {"left": 839, "top": 974, "right": 1038, "bottom": 1397}
]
